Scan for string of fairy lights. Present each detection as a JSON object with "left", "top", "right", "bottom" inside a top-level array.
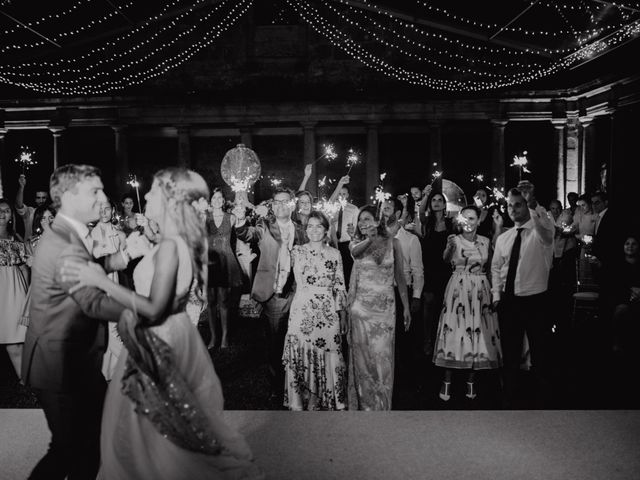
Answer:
[{"left": 0, "top": 0, "right": 638, "bottom": 94}]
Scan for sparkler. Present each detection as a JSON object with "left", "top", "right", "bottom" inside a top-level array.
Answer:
[
  {"left": 430, "top": 170, "right": 443, "bottom": 185},
  {"left": 313, "top": 143, "right": 338, "bottom": 165},
  {"left": 510, "top": 150, "right": 531, "bottom": 181},
  {"left": 374, "top": 172, "right": 391, "bottom": 220},
  {"left": 14, "top": 146, "right": 37, "bottom": 175},
  {"left": 455, "top": 212, "right": 471, "bottom": 231},
  {"left": 230, "top": 176, "right": 251, "bottom": 193},
  {"left": 346, "top": 149, "right": 361, "bottom": 174},
  {"left": 470, "top": 173, "right": 485, "bottom": 183},
  {"left": 126, "top": 174, "right": 142, "bottom": 212}
]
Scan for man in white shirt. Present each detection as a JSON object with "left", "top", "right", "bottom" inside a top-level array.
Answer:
[
  {"left": 15, "top": 174, "right": 50, "bottom": 240},
  {"left": 382, "top": 198, "right": 424, "bottom": 398},
  {"left": 328, "top": 176, "right": 359, "bottom": 287},
  {"left": 491, "top": 181, "right": 554, "bottom": 408}
]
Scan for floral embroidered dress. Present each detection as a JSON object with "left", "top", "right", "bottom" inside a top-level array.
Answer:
[
  {"left": 0, "top": 238, "right": 29, "bottom": 344},
  {"left": 433, "top": 235, "right": 502, "bottom": 370},
  {"left": 347, "top": 237, "right": 396, "bottom": 411},
  {"left": 282, "top": 244, "right": 348, "bottom": 411}
]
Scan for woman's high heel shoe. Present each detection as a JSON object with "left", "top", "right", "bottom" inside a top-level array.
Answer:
[
  {"left": 465, "top": 381, "right": 477, "bottom": 400},
  {"left": 439, "top": 381, "right": 451, "bottom": 401}
]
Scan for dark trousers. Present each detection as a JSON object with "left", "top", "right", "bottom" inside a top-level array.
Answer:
[
  {"left": 498, "top": 291, "right": 552, "bottom": 408},
  {"left": 261, "top": 291, "right": 294, "bottom": 390},
  {"left": 394, "top": 288, "right": 424, "bottom": 401},
  {"left": 29, "top": 379, "right": 106, "bottom": 480},
  {"left": 338, "top": 241, "right": 353, "bottom": 289}
]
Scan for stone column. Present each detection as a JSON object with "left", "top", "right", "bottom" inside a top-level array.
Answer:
[
  {"left": 177, "top": 126, "right": 191, "bottom": 168},
  {"left": 112, "top": 125, "right": 129, "bottom": 199},
  {"left": 302, "top": 122, "right": 318, "bottom": 198},
  {"left": 429, "top": 121, "right": 443, "bottom": 172},
  {"left": 49, "top": 126, "right": 65, "bottom": 170},
  {"left": 579, "top": 117, "right": 594, "bottom": 194},
  {"left": 565, "top": 118, "right": 580, "bottom": 201},
  {"left": 490, "top": 120, "right": 508, "bottom": 188},
  {"left": 0, "top": 128, "right": 6, "bottom": 198},
  {"left": 0, "top": 128, "right": 8, "bottom": 198},
  {"left": 239, "top": 123, "right": 253, "bottom": 149},
  {"left": 551, "top": 120, "right": 566, "bottom": 205},
  {"left": 366, "top": 121, "right": 380, "bottom": 203}
]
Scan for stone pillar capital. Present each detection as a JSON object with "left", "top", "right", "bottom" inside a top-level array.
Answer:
[
  {"left": 490, "top": 119, "right": 509, "bottom": 128},
  {"left": 0, "top": 128, "right": 7, "bottom": 137},
  {"left": 112, "top": 124, "right": 127, "bottom": 133},
  {"left": 176, "top": 125, "right": 191, "bottom": 134},
  {"left": 300, "top": 121, "right": 317, "bottom": 130},
  {"left": 551, "top": 119, "right": 566, "bottom": 129},
  {"left": 49, "top": 126, "right": 66, "bottom": 136}
]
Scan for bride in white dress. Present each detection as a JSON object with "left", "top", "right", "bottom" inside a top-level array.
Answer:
[{"left": 62, "top": 168, "right": 263, "bottom": 480}]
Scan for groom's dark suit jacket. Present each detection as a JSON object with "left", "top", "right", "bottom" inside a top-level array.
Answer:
[{"left": 22, "top": 215, "right": 126, "bottom": 393}]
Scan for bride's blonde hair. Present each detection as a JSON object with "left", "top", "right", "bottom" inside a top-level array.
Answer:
[{"left": 154, "top": 167, "right": 209, "bottom": 300}]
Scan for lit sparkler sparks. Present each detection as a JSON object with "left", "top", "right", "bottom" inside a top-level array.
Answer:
[
  {"left": 510, "top": 150, "right": 531, "bottom": 181},
  {"left": 455, "top": 212, "right": 471, "bottom": 231},
  {"left": 471, "top": 173, "right": 485, "bottom": 183},
  {"left": 346, "top": 149, "right": 361, "bottom": 174},
  {"left": 582, "top": 234, "right": 593, "bottom": 246},
  {"left": 126, "top": 174, "right": 142, "bottom": 212},
  {"left": 230, "top": 176, "right": 251, "bottom": 193},
  {"left": 14, "top": 146, "right": 37, "bottom": 175}
]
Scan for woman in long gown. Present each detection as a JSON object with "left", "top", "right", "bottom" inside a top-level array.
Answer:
[
  {"left": 282, "top": 211, "right": 348, "bottom": 411},
  {"left": 62, "top": 168, "right": 263, "bottom": 480},
  {"left": 432, "top": 206, "right": 502, "bottom": 401},
  {"left": 347, "top": 205, "right": 411, "bottom": 411},
  {"left": 0, "top": 199, "right": 29, "bottom": 378}
]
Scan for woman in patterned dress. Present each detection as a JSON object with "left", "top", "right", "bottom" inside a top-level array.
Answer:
[
  {"left": 433, "top": 205, "right": 502, "bottom": 401},
  {"left": 206, "top": 188, "right": 243, "bottom": 349},
  {"left": 282, "top": 211, "right": 348, "bottom": 410},
  {"left": 0, "top": 199, "right": 29, "bottom": 378},
  {"left": 347, "top": 205, "right": 411, "bottom": 410}
]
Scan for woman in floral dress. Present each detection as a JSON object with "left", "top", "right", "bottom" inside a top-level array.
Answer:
[
  {"left": 0, "top": 199, "right": 29, "bottom": 378},
  {"left": 347, "top": 205, "right": 411, "bottom": 411},
  {"left": 282, "top": 211, "right": 348, "bottom": 410},
  {"left": 433, "top": 205, "right": 502, "bottom": 402}
]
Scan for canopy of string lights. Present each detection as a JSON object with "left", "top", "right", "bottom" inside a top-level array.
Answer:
[{"left": 0, "top": 0, "right": 638, "bottom": 96}]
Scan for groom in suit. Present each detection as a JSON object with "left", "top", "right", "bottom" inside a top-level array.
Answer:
[
  {"left": 22, "top": 165, "right": 131, "bottom": 480},
  {"left": 235, "top": 187, "right": 307, "bottom": 397}
]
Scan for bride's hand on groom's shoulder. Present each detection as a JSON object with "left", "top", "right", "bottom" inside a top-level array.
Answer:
[
  {"left": 125, "top": 231, "right": 153, "bottom": 260},
  {"left": 60, "top": 259, "right": 107, "bottom": 294}
]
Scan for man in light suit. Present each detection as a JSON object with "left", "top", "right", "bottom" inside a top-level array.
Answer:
[
  {"left": 235, "top": 187, "right": 307, "bottom": 397},
  {"left": 22, "top": 165, "right": 130, "bottom": 480}
]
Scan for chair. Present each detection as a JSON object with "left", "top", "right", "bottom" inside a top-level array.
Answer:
[{"left": 571, "top": 246, "right": 599, "bottom": 328}]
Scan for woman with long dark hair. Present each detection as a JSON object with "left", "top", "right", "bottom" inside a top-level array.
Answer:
[{"left": 347, "top": 205, "right": 411, "bottom": 410}]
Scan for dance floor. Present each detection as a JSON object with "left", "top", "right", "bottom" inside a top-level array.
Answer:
[{"left": 1, "top": 409, "right": 639, "bottom": 480}]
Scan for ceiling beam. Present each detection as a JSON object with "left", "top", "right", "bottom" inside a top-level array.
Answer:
[
  {"left": 589, "top": 0, "right": 640, "bottom": 14},
  {"left": 490, "top": 1, "right": 539, "bottom": 40},
  {"left": 0, "top": 8, "right": 61, "bottom": 48},
  {"left": 338, "top": 0, "right": 553, "bottom": 58}
]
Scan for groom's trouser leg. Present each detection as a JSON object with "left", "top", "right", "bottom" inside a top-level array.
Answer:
[
  {"left": 262, "top": 292, "right": 293, "bottom": 391},
  {"left": 30, "top": 378, "right": 106, "bottom": 480}
]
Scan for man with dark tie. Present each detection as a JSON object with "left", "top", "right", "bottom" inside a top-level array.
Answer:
[
  {"left": 491, "top": 181, "right": 555, "bottom": 408},
  {"left": 328, "top": 176, "right": 359, "bottom": 287}
]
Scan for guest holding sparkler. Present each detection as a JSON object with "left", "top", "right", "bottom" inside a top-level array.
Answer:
[
  {"left": 573, "top": 194, "right": 597, "bottom": 241},
  {"left": 235, "top": 187, "right": 307, "bottom": 400},
  {"left": 347, "top": 205, "right": 411, "bottom": 410},
  {"left": 119, "top": 194, "right": 139, "bottom": 235},
  {"left": 206, "top": 188, "right": 243, "bottom": 349},
  {"left": 26, "top": 204, "right": 56, "bottom": 256},
  {"left": 0, "top": 199, "right": 29, "bottom": 379},
  {"left": 291, "top": 190, "right": 313, "bottom": 235},
  {"left": 90, "top": 199, "right": 128, "bottom": 380},
  {"left": 491, "top": 181, "right": 555, "bottom": 408},
  {"left": 15, "top": 174, "right": 49, "bottom": 241},
  {"left": 328, "top": 175, "right": 359, "bottom": 287},
  {"left": 433, "top": 205, "right": 502, "bottom": 402},
  {"left": 282, "top": 211, "right": 348, "bottom": 410},
  {"left": 473, "top": 186, "right": 495, "bottom": 239}
]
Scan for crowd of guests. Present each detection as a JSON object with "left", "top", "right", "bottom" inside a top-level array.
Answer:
[{"left": 1, "top": 162, "right": 637, "bottom": 413}]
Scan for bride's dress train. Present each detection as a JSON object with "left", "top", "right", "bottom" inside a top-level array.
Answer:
[{"left": 98, "top": 237, "right": 264, "bottom": 479}]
